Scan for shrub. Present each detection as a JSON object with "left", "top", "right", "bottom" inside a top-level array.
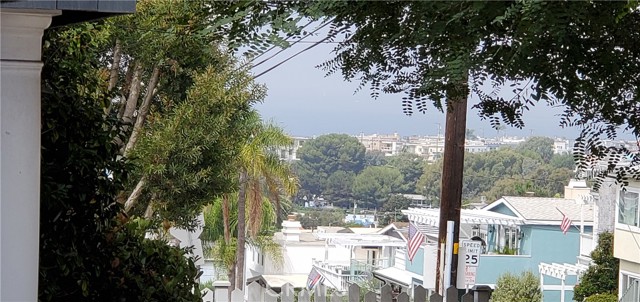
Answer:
[
  {"left": 492, "top": 271, "right": 542, "bottom": 302},
  {"left": 584, "top": 293, "right": 618, "bottom": 302}
]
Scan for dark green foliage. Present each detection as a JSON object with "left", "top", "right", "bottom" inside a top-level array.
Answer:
[
  {"left": 418, "top": 138, "right": 574, "bottom": 204},
  {"left": 387, "top": 153, "right": 426, "bottom": 194},
  {"left": 516, "top": 137, "right": 555, "bottom": 164},
  {"left": 324, "top": 170, "right": 356, "bottom": 206},
  {"left": 574, "top": 232, "right": 619, "bottom": 301},
  {"left": 296, "top": 208, "right": 347, "bottom": 229},
  {"left": 365, "top": 150, "right": 389, "bottom": 167},
  {"left": 352, "top": 166, "right": 404, "bottom": 209},
  {"left": 379, "top": 195, "right": 411, "bottom": 225},
  {"left": 492, "top": 271, "right": 542, "bottom": 302},
  {"left": 39, "top": 24, "right": 199, "bottom": 302},
  {"left": 130, "top": 63, "right": 261, "bottom": 229},
  {"left": 584, "top": 293, "right": 618, "bottom": 302},
  {"left": 294, "top": 134, "right": 366, "bottom": 201}
]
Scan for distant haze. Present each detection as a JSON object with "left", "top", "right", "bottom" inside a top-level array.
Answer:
[{"left": 253, "top": 41, "right": 630, "bottom": 140}]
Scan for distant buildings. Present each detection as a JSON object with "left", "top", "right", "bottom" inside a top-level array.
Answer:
[{"left": 274, "top": 132, "right": 633, "bottom": 163}]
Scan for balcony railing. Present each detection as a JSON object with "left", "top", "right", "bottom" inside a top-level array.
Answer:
[{"left": 312, "top": 258, "right": 394, "bottom": 292}]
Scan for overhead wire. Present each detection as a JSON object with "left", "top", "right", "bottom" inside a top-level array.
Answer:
[
  {"left": 251, "top": 18, "right": 337, "bottom": 79},
  {"left": 253, "top": 34, "right": 333, "bottom": 79},
  {"left": 250, "top": 19, "right": 321, "bottom": 66}
]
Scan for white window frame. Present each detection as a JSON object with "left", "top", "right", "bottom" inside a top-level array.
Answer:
[
  {"left": 619, "top": 270, "right": 640, "bottom": 301},
  {"left": 616, "top": 187, "right": 640, "bottom": 232}
]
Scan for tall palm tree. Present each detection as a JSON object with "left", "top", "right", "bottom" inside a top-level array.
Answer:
[
  {"left": 201, "top": 194, "right": 283, "bottom": 292},
  {"left": 234, "top": 114, "right": 298, "bottom": 290}
]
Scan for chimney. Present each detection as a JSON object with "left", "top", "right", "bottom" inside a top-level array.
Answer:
[
  {"left": 281, "top": 214, "right": 301, "bottom": 242},
  {"left": 564, "top": 179, "right": 590, "bottom": 201}
]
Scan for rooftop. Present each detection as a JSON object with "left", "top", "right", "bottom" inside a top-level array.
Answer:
[{"left": 486, "top": 196, "right": 594, "bottom": 223}]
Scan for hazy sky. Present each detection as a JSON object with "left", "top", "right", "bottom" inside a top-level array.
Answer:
[{"left": 252, "top": 41, "right": 585, "bottom": 139}]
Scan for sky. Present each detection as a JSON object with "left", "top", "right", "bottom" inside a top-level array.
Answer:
[{"left": 251, "top": 41, "right": 587, "bottom": 140}]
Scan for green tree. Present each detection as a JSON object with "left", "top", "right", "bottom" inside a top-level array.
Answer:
[
  {"left": 233, "top": 116, "right": 298, "bottom": 291},
  {"left": 492, "top": 271, "right": 542, "bottom": 302},
  {"left": 417, "top": 160, "right": 443, "bottom": 206},
  {"left": 517, "top": 137, "right": 555, "bottom": 164},
  {"left": 574, "top": 232, "right": 619, "bottom": 301},
  {"left": 296, "top": 208, "right": 347, "bottom": 229},
  {"left": 551, "top": 153, "right": 576, "bottom": 170},
  {"left": 294, "top": 134, "right": 366, "bottom": 197},
  {"left": 128, "top": 61, "right": 262, "bottom": 229},
  {"left": 352, "top": 166, "right": 404, "bottom": 209},
  {"left": 584, "top": 293, "right": 618, "bottom": 302},
  {"left": 107, "top": 0, "right": 310, "bottom": 224},
  {"left": 387, "top": 153, "right": 426, "bottom": 194},
  {"left": 324, "top": 170, "right": 356, "bottom": 206},
  {"left": 201, "top": 195, "right": 283, "bottom": 286},
  {"left": 40, "top": 23, "right": 200, "bottom": 302},
  {"left": 364, "top": 150, "right": 389, "bottom": 167},
  {"left": 379, "top": 195, "right": 411, "bottom": 225}
]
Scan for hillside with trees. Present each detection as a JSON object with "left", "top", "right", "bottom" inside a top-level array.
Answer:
[
  {"left": 419, "top": 137, "right": 575, "bottom": 205},
  {"left": 294, "top": 135, "right": 574, "bottom": 209}
]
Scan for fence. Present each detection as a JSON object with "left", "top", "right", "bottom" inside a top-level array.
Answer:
[{"left": 203, "top": 282, "right": 492, "bottom": 302}]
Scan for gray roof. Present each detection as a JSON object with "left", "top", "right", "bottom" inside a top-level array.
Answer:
[{"left": 495, "top": 196, "right": 594, "bottom": 222}]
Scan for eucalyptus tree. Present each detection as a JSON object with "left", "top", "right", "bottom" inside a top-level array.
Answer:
[
  {"left": 101, "top": 0, "right": 309, "bottom": 225},
  {"left": 127, "top": 61, "right": 264, "bottom": 229}
]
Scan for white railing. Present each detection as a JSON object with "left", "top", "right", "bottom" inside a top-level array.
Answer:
[
  {"left": 203, "top": 282, "right": 491, "bottom": 302},
  {"left": 311, "top": 258, "right": 395, "bottom": 292}
]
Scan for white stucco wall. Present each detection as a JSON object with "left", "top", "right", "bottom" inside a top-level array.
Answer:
[{"left": 264, "top": 244, "right": 351, "bottom": 275}]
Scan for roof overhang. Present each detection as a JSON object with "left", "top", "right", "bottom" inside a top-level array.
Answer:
[
  {"left": 314, "top": 233, "right": 406, "bottom": 248},
  {"left": 403, "top": 208, "right": 524, "bottom": 227},
  {"left": 373, "top": 267, "right": 422, "bottom": 287},
  {"left": 1, "top": 0, "right": 136, "bottom": 27}
]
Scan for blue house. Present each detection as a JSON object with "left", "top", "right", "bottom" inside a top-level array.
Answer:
[{"left": 393, "top": 182, "right": 594, "bottom": 302}]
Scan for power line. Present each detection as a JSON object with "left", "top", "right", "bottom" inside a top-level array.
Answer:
[
  {"left": 253, "top": 34, "right": 333, "bottom": 79},
  {"left": 251, "top": 20, "right": 333, "bottom": 68}
]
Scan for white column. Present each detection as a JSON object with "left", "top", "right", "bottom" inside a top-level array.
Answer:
[
  {"left": 560, "top": 277, "right": 566, "bottom": 302},
  {"left": 1, "top": 9, "right": 59, "bottom": 302}
]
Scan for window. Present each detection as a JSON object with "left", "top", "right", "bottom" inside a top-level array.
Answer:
[
  {"left": 621, "top": 272, "right": 640, "bottom": 302},
  {"left": 619, "top": 191, "right": 640, "bottom": 227}
]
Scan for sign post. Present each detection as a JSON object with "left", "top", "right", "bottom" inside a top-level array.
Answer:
[{"left": 457, "top": 240, "right": 482, "bottom": 289}]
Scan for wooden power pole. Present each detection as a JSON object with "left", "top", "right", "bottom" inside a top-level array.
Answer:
[{"left": 435, "top": 91, "right": 468, "bottom": 292}]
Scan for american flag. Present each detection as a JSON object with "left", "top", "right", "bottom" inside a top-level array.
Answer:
[
  {"left": 306, "top": 267, "right": 324, "bottom": 290},
  {"left": 560, "top": 211, "right": 572, "bottom": 235},
  {"left": 407, "top": 222, "right": 425, "bottom": 262}
]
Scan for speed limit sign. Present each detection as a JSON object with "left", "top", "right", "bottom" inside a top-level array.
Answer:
[{"left": 461, "top": 240, "right": 482, "bottom": 267}]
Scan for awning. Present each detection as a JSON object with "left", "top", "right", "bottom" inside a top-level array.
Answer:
[
  {"left": 403, "top": 207, "right": 524, "bottom": 227},
  {"left": 313, "top": 233, "right": 407, "bottom": 248},
  {"left": 373, "top": 267, "right": 423, "bottom": 287}
]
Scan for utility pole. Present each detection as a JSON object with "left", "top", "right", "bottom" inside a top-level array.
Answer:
[{"left": 435, "top": 89, "right": 468, "bottom": 292}]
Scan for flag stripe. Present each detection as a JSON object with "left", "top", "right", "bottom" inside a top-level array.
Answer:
[
  {"left": 307, "top": 268, "right": 324, "bottom": 290},
  {"left": 407, "top": 222, "right": 425, "bottom": 262},
  {"left": 560, "top": 212, "right": 572, "bottom": 235}
]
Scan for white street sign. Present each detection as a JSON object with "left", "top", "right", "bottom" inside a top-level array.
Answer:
[{"left": 461, "top": 240, "right": 482, "bottom": 267}]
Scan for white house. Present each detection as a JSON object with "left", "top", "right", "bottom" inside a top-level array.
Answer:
[{"left": 614, "top": 180, "right": 640, "bottom": 302}]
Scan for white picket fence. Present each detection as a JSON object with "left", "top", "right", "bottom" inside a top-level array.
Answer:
[{"left": 202, "top": 282, "right": 492, "bottom": 302}]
